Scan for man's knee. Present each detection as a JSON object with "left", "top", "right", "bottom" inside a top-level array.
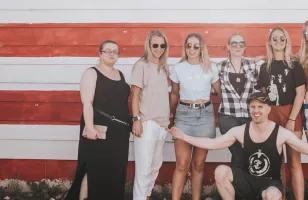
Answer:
[
  {"left": 261, "top": 186, "right": 282, "bottom": 200},
  {"left": 214, "top": 165, "right": 232, "bottom": 184}
]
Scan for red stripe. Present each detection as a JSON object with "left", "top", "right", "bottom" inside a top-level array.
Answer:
[
  {"left": 0, "top": 23, "right": 303, "bottom": 57},
  {"left": 0, "top": 91, "right": 218, "bottom": 124}
]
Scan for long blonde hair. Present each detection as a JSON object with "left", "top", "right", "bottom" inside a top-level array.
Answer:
[
  {"left": 142, "top": 30, "right": 169, "bottom": 73},
  {"left": 266, "top": 27, "right": 293, "bottom": 72},
  {"left": 180, "top": 33, "right": 211, "bottom": 71},
  {"left": 299, "top": 21, "right": 308, "bottom": 65}
]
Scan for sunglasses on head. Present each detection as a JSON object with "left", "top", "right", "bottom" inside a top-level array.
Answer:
[
  {"left": 186, "top": 43, "right": 200, "bottom": 50},
  {"left": 272, "top": 36, "right": 286, "bottom": 42},
  {"left": 230, "top": 41, "right": 246, "bottom": 48},
  {"left": 151, "top": 43, "right": 167, "bottom": 49}
]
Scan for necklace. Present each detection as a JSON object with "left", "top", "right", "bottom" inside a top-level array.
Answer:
[{"left": 230, "top": 60, "right": 243, "bottom": 83}]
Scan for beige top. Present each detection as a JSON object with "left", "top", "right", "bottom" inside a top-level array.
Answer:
[{"left": 130, "top": 59, "right": 170, "bottom": 127}]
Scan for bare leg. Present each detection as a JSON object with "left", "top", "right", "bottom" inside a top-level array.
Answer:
[
  {"left": 172, "top": 139, "right": 193, "bottom": 200},
  {"left": 79, "top": 174, "right": 88, "bottom": 200},
  {"left": 191, "top": 147, "right": 208, "bottom": 200},
  {"left": 261, "top": 186, "right": 282, "bottom": 200},
  {"left": 214, "top": 165, "right": 235, "bottom": 200},
  {"left": 287, "top": 130, "right": 304, "bottom": 200}
]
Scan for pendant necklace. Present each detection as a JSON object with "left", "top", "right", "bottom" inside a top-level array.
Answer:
[{"left": 230, "top": 61, "right": 243, "bottom": 83}]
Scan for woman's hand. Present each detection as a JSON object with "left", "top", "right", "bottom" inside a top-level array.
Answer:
[
  {"left": 285, "top": 120, "right": 295, "bottom": 132},
  {"left": 84, "top": 127, "right": 99, "bottom": 140},
  {"left": 167, "top": 127, "right": 185, "bottom": 141},
  {"left": 132, "top": 120, "right": 143, "bottom": 137}
]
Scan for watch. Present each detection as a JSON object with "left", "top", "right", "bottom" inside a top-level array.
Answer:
[{"left": 132, "top": 115, "right": 141, "bottom": 122}]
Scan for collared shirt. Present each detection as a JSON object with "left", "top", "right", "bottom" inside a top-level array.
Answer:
[{"left": 217, "top": 58, "right": 258, "bottom": 118}]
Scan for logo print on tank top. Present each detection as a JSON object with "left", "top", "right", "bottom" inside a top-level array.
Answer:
[{"left": 248, "top": 149, "right": 270, "bottom": 176}]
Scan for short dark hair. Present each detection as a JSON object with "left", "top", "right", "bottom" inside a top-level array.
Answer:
[{"left": 98, "top": 40, "right": 119, "bottom": 53}]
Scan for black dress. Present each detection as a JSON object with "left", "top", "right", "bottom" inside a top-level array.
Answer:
[{"left": 66, "top": 67, "right": 130, "bottom": 200}]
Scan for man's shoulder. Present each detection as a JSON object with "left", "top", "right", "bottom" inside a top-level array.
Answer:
[{"left": 228, "top": 123, "right": 246, "bottom": 135}]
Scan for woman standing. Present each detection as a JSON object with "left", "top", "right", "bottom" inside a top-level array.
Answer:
[
  {"left": 217, "top": 33, "right": 258, "bottom": 169},
  {"left": 299, "top": 21, "right": 308, "bottom": 137},
  {"left": 257, "top": 27, "right": 306, "bottom": 200},
  {"left": 65, "top": 40, "right": 131, "bottom": 200},
  {"left": 169, "top": 33, "right": 220, "bottom": 200},
  {"left": 131, "top": 30, "right": 170, "bottom": 200}
]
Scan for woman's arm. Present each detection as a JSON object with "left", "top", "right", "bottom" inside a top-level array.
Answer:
[
  {"left": 212, "top": 80, "right": 221, "bottom": 100},
  {"left": 131, "top": 85, "right": 143, "bottom": 137},
  {"left": 169, "top": 81, "right": 180, "bottom": 127},
  {"left": 286, "top": 85, "right": 305, "bottom": 131},
  {"left": 80, "top": 68, "right": 99, "bottom": 140}
]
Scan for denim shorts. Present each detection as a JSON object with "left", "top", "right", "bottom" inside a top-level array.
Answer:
[{"left": 174, "top": 103, "right": 216, "bottom": 138}]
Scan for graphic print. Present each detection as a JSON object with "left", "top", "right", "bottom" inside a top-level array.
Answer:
[{"left": 248, "top": 149, "right": 270, "bottom": 176}]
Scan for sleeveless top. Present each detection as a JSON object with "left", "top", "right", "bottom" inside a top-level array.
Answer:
[
  {"left": 243, "top": 122, "right": 282, "bottom": 180},
  {"left": 81, "top": 67, "right": 130, "bottom": 128}
]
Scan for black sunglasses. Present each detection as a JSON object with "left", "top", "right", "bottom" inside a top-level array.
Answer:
[
  {"left": 272, "top": 36, "right": 286, "bottom": 42},
  {"left": 151, "top": 43, "right": 167, "bottom": 49},
  {"left": 186, "top": 43, "right": 200, "bottom": 50}
]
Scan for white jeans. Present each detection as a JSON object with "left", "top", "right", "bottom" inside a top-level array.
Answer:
[{"left": 133, "top": 120, "right": 167, "bottom": 200}]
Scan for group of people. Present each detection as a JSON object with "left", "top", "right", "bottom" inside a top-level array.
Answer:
[{"left": 64, "top": 21, "right": 308, "bottom": 200}]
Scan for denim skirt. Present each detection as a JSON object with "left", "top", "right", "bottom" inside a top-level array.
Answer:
[{"left": 174, "top": 103, "right": 216, "bottom": 138}]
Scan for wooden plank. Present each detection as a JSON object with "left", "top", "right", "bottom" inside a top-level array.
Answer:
[{"left": 0, "top": 23, "right": 303, "bottom": 56}]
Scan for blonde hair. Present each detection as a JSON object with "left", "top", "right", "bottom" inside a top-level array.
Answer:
[
  {"left": 299, "top": 21, "right": 308, "bottom": 65},
  {"left": 142, "top": 30, "right": 169, "bottom": 73},
  {"left": 180, "top": 33, "right": 211, "bottom": 71},
  {"left": 266, "top": 27, "right": 293, "bottom": 72}
]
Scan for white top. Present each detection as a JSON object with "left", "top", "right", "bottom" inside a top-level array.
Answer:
[{"left": 169, "top": 61, "right": 219, "bottom": 101}]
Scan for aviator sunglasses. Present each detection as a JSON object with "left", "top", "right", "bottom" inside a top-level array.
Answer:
[
  {"left": 230, "top": 41, "right": 246, "bottom": 48},
  {"left": 186, "top": 43, "right": 200, "bottom": 50},
  {"left": 151, "top": 43, "right": 167, "bottom": 49},
  {"left": 272, "top": 36, "right": 286, "bottom": 42}
]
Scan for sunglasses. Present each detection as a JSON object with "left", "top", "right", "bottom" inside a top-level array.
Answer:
[
  {"left": 151, "top": 43, "right": 167, "bottom": 49},
  {"left": 272, "top": 36, "right": 286, "bottom": 42},
  {"left": 185, "top": 43, "right": 200, "bottom": 50},
  {"left": 101, "top": 50, "right": 119, "bottom": 55},
  {"left": 230, "top": 41, "right": 246, "bottom": 48}
]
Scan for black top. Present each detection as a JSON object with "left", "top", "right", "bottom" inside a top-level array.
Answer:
[
  {"left": 228, "top": 72, "right": 246, "bottom": 96},
  {"left": 66, "top": 66, "right": 131, "bottom": 199},
  {"left": 243, "top": 122, "right": 282, "bottom": 180},
  {"left": 91, "top": 67, "right": 131, "bottom": 125},
  {"left": 256, "top": 60, "right": 305, "bottom": 105}
]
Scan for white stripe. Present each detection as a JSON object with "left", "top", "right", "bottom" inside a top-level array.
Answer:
[
  {"left": 0, "top": 124, "right": 231, "bottom": 161},
  {"left": 0, "top": 57, "right": 225, "bottom": 91},
  {"left": 0, "top": 0, "right": 307, "bottom": 23},
  {"left": 1, "top": 124, "right": 308, "bottom": 162},
  {"left": 0, "top": 10, "right": 307, "bottom": 23}
]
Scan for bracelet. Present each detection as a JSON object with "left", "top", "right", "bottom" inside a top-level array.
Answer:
[{"left": 288, "top": 118, "right": 296, "bottom": 121}]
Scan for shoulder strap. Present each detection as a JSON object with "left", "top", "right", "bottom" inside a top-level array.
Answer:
[{"left": 243, "top": 122, "right": 250, "bottom": 148}]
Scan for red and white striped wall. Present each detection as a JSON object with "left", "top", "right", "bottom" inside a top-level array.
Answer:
[{"left": 0, "top": 0, "right": 308, "bottom": 183}]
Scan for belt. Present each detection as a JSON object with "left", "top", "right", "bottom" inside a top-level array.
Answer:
[{"left": 179, "top": 101, "right": 211, "bottom": 109}]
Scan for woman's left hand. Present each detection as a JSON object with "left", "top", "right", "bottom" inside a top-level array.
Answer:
[{"left": 285, "top": 120, "right": 295, "bottom": 131}]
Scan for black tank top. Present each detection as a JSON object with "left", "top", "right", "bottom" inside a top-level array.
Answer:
[
  {"left": 80, "top": 67, "right": 130, "bottom": 128},
  {"left": 243, "top": 122, "right": 282, "bottom": 180}
]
